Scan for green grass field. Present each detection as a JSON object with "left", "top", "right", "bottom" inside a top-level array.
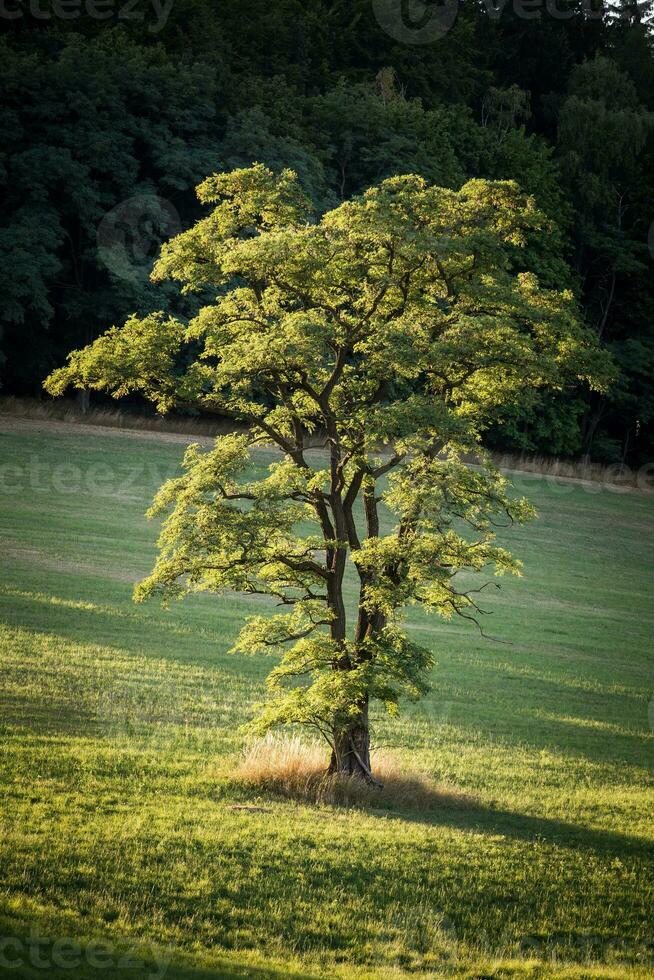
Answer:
[{"left": 1, "top": 419, "right": 653, "bottom": 979}]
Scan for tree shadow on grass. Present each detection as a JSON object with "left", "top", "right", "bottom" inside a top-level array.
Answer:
[
  {"left": 230, "top": 750, "right": 653, "bottom": 860},
  {"left": 378, "top": 795, "right": 654, "bottom": 860},
  {"left": 0, "top": 919, "right": 316, "bottom": 980},
  {"left": 0, "top": 690, "right": 100, "bottom": 736},
  {"left": 13, "top": 957, "right": 315, "bottom": 980},
  {"left": 0, "top": 585, "right": 260, "bottom": 676}
]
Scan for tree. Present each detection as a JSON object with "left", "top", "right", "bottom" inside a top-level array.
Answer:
[
  {"left": 308, "top": 79, "right": 468, "bottom": 201},
  {"left": 45, "top": 165, "right": 608, "bottom": 781},
  {"left": 558, "top": 55, "right": 653, "bottom": 459},
  {"left": 481, "top": 85, "right": 531, "bottom": 141},
  {"left": 0, "top": 30, "right": 223, "bottom": 392}
]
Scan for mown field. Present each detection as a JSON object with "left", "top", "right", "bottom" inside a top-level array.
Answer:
[{"left": 0, "top": 418, "right": 653, "bottom": 979}]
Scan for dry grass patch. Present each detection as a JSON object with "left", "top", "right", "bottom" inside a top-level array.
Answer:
[
  {"left": 0, "top": 395, "right": 230, "bottom": 438},
  {"left": 234, "top": 734, "right": 475, "bottom": 811}
]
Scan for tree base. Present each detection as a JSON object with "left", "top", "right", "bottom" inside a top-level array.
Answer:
[{"left": 327, "top": 725, "right": 381, "bottom": 785}]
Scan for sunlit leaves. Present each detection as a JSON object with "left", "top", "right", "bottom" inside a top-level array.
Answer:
[
  {"left": 44, "top": 313, "right": 185, "bottom": 413},
  {"left": 44, "top": 164, "right": 608, "bottom": 744}
]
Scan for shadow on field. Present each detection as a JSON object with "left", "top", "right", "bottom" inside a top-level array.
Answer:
[
  {"left": 157, "top": 965, "right": 318, "bottom": 980},
  {"left": 0, "top": 920, "right": 316, "bottom": 980},
  {"left": 388, "top": 799, "right": 654, "bottom": 859},
  {"left": 14, "top": 959, "right": 316, "bottom": 980},
  {"left": 0, "top": 690, "right": 99, "bottom": 735},
  {"left": 230, "top": 737, "right": 653, "bottom": 858}
]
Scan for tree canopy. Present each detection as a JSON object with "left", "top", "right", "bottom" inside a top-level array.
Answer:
[{"left": 45, "top": 165, "right": 609, "bottom": 779}]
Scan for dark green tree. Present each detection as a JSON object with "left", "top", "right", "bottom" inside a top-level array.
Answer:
[
  {"left": 0, "top": 31, "right": 223, "bottom": 390},
  {"left": 558, "top": 55, "right": 653, "bottom": 459}
]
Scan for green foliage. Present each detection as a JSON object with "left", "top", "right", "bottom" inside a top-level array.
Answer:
[
  {"left": 559, "top": 55, "right": 652, "bottom": 214},
  {"left": 0, "top": 30, "right": 223, "bottom": 389},
  {"left": 1, "top": 425, "right": 653, "bottom": 977},
  {"left": 45, "top": 166, "right": 608, "bottom": 752},
  {"left": 557, "top": 55, "right": 654, "bottom": 460},
  {"left": 3, "top": 1, "right": 654, "bottom": 462},
  {"left": 307, "top": 80, "right": 469, "bottom": 199}
]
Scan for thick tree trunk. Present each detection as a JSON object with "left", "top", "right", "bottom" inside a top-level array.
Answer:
[{"left": 327, "top": 698, "right": 375, "bottom": 782}]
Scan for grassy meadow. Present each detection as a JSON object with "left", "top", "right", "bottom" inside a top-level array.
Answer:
[{"left": 0, "top": 418, "right": 653, "bottom": 979}]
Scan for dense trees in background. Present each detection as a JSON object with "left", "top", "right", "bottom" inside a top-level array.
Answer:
[{"left": 2, "top": 0, "right": 653, "bottom": 463}]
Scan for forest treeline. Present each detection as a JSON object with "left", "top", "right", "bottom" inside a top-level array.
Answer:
[{"left": 2, "top": 0, "right": 653, "bottom": 463}]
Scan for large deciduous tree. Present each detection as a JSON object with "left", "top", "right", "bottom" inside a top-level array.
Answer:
[{"left": 45, "top": 165, "right": 607, "bottom": 781}]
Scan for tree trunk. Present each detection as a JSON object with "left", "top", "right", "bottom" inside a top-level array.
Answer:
[
  {"left": 76, "top": 388, "right": 90, "bottom": 414},
  {"left": 327, "top": 698, "right": 375, "bottom": 782},
  {"left": 580, "top": 396, "right": 605, "bottom": 462}
]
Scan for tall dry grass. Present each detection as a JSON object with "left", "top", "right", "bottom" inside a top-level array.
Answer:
[
  {"left": 0, "top": 396, "right": 232, "bottom": 438},
  {"left": 235, "top": 734, "right": 475, "bottom": 811},
  {"left": 490, "top": 450, "right": 646, "bottom": 487}
]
